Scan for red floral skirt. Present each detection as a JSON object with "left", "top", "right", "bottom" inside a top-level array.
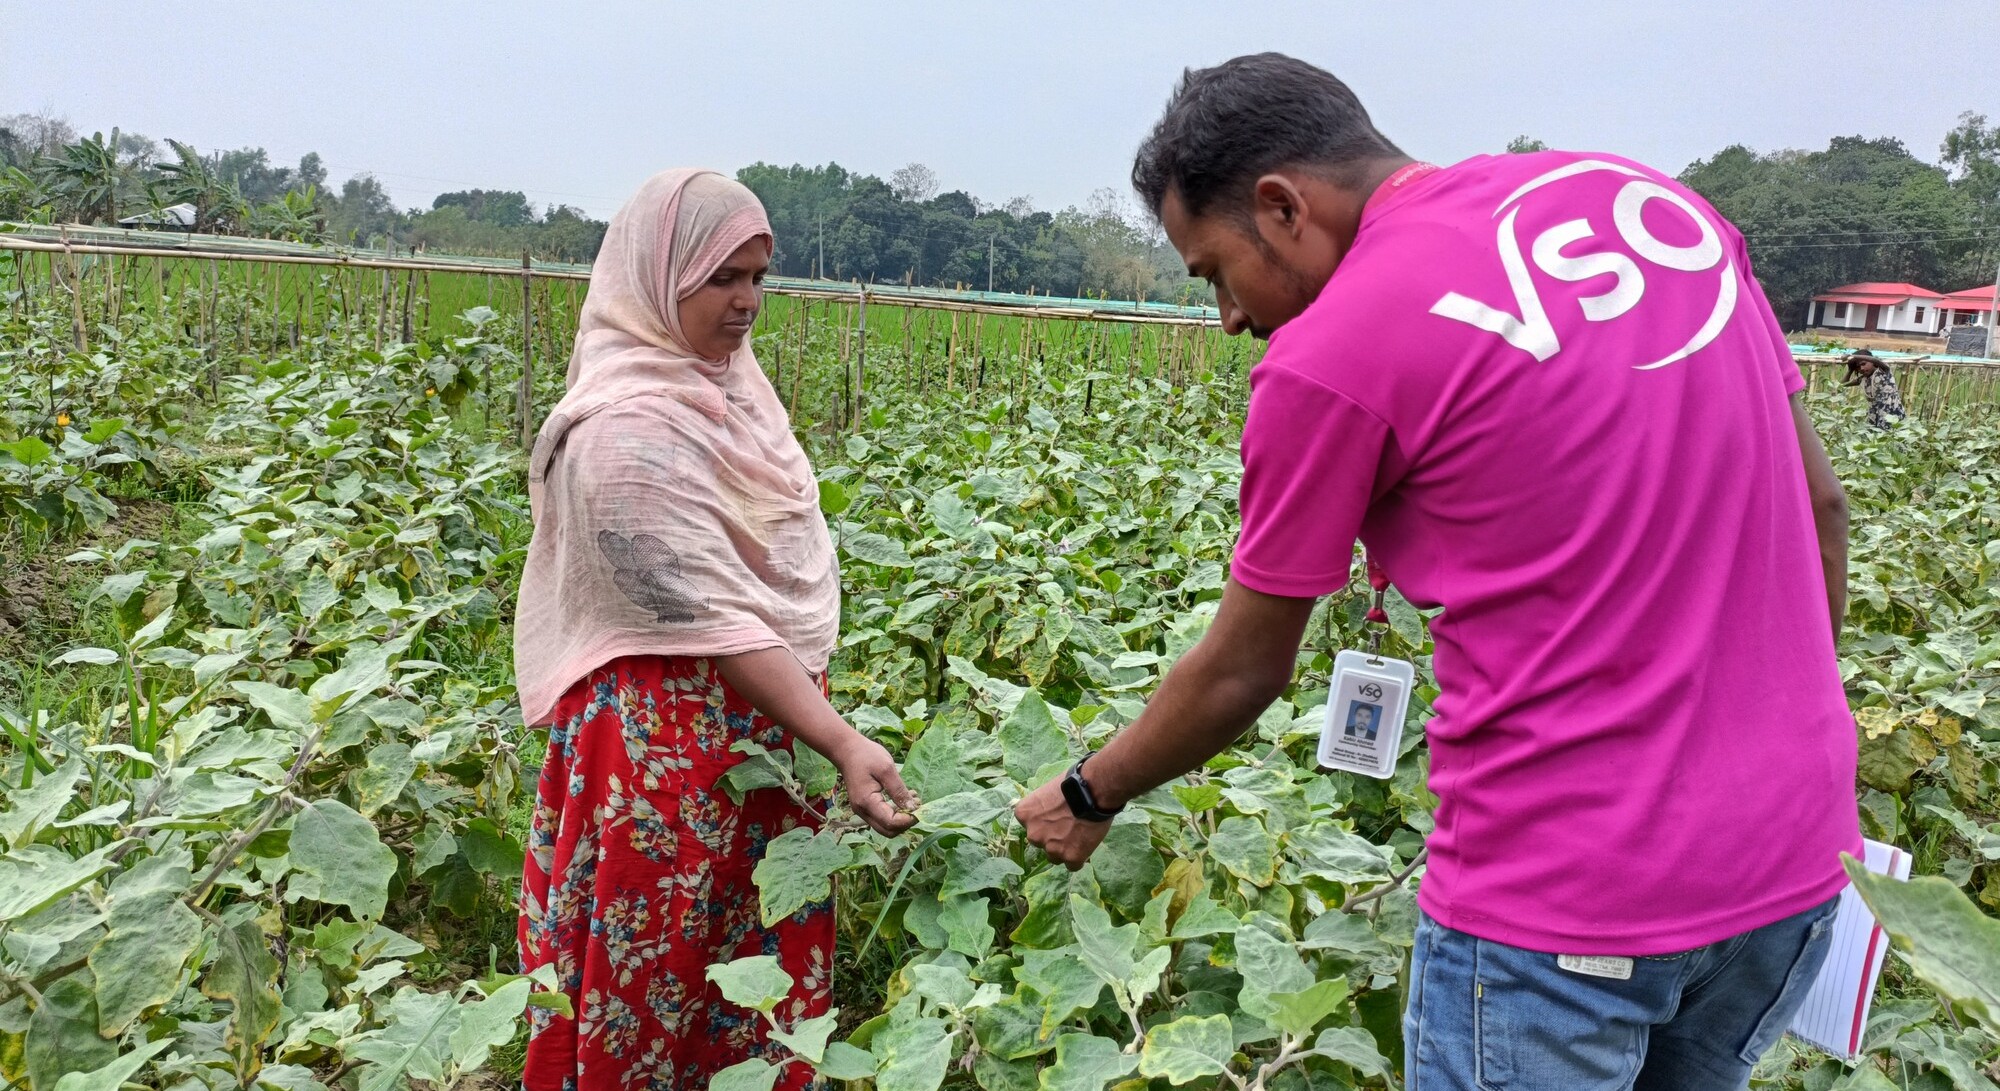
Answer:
[{"left": 519, "top": 655, "right": 833, "bottom": 1091}]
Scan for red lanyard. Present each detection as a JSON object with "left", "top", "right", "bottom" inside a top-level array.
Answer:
[{"left": 1361, "top": 161, "right": 1441, "bottom": 223}]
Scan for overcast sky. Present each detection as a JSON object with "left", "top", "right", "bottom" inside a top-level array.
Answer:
[{"left": 6, "top": 1, "right": 1995, "bottom": 220}]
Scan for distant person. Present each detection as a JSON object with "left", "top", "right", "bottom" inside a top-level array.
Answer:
[
  {"left": 1842, "top": 349, "right": 1907, "bottom": 429},
  {"left": 513, "top": 169, "right": 916, "bottom": 1091},
  {"left": 1016, "top": 53, "right": 1858, "bottom": 1090}
]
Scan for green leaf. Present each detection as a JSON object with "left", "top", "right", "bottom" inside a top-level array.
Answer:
[
  {"left": 710, "top": 1059, "right": 780, "bottom": 1091},
  {"left": 873, "top": 1016, "right": 954, "bottom": 1091},
  {"left": 908, "top": 962, "right": 977, "bottom": 1010},
  {"left": 1828, "top": 1067, "right": 1901, "bottom": 1091},
  {"left": 81, "top": 418, "right": 127, "bottom": 444},
  {"left": 917, "top": 787, "right": 1014, "bottom": 831},
  {"left": 354, "top": 742, "right": 416, "bottom": 816},
  {"left": 0, "top": 844, "right": 118, "bottom": 923},
  {"left": 999, "top": 690, "right": 1069, "bottom": 784},
  {"left": 816, "top": 1040, "right": 879, "bottom": 1080},
  {"left": 941, "top": 841, "right": 1025, "bottom": 899},
  {"left": 90, "top": 892, "right": 203, "bottom": 1035},
  {"left": 1268, "top": 978, "right": 1350, "bottom": 1037},
  {"left": 940, "top": 892, "right": 996, "bottom": 958},
  {"left": 845, "top": 531, "right": 915, "bottom": 568},
  {"left": 25, "top": 976, "right": 118, "bottom": 1089},
  {"left": 970, "top": 993, "right": 1056, "bottom": 1061},
  {"left": 706, "top": 955, "right": 796, "bottom": 1014},
  {"left": 1018, "top": 946, "right": 1105, "bottom": 1033},
  {"left": 753, "top": 826, "right": 852, "bottom": 926},
  {"left": 448, "top": 977, "right": 532, "bottom": 1073},
  {"left": 201, "top": 919, "right": 284, "bottom": 1072},
  {"left": 231, "top": 680, "right": 316, "bottom": 733},
  {"left": 1207, "top": 815, "right": 1277, "bottom": 887},
  {"left": 1087, "top": 821, "right": 1164, "bottom": 915},
  {"left": 1300, "top": 910, "right": 1398, "bottom": 965},
  {"left": 1289, "top": 821, "right": 1394, "bottom": 886},
  {"left": 2, "top": 436, "right": 51, "bottom": 466},
  {"left": 1235, "top": 919, "right": 1315, "bottom": 1026},
  {"left": 1173, "top": 783, "right": 1223, "bottom": 813},
  {"left": 308, "top": 642, "right": 395, "bottom": 710},
  {"left": 1169, "top": 891, "right": 1241, "bottom": 940},
  {"left": 1846, "top": 853, "right": 2000, "bottom": 1035},
  {"left": 1139, "top": 1013, "right": 1236, "bottom": 1085},
  {"left": 926, "top": 486, "right": 977, "bottom": 540},
  {"left": 50, "top": 1038, "right": 173, "bottom": 1091},
  {"left": 1041, "top": 1033, "right": 1139, "bottom": 1091},
  {"left": 1308, "top": 1025, "right": 1395, "bottom": 1079},
  {"left": 49, "top": 646, "right": 119, "bottom": 666},
  {"left": 818, "top": 479, "right": 852, "bottom": 516},
  {"left": 0, "top": 757, "right": 85, "bottom": 850},
  {"left": 904, "top": 723, "right": 979, "bottom": 801},
  {"left": 290, "top": 798, "right": 398, "bottom": 920},
  {"left": 1068, "top": 895, "right": 1138, "bottom": 997},
  {"left": 770, "top": 1011, "right": 839, "bottom": 1063},
  {"left": 353, "top": 987, "right": 458, "bottom": 1091}
]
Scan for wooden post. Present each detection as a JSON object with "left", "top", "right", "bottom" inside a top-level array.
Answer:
[
  {"left": 947, "top": 312, "right": 959, "bottom": 390},
  {"left": 60, "top": 229, "right": 86, "bottom": 352},
  {"left": 855, "top": 286, "right": 868, "bottom": 420},
  {"left": 518, "top": 253, "right": 535, "bottom": 447},
  {"left": 397, "top": 270, "right": 413, "bottom": 344}
]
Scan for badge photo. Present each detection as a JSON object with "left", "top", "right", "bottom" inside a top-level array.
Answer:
[{"left": 1318, "top": 649, "right": 1415, "bottom": 779}]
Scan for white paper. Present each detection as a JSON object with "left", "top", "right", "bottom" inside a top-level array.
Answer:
[{"left": 1786, "top": 840, "right": 1912, "bottom": 1058}]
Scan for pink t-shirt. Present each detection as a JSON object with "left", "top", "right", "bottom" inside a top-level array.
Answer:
[{"left": 1234, "top": 151, "right": 1861, "bottom": 955}]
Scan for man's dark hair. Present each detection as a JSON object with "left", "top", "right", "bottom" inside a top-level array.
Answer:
[{"left": 1132, "top": 53, "right": 1403, "bottom": 221}]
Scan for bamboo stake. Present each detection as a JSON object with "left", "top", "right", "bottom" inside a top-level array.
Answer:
[
  {"left": 518, "top": 253, "right": 535, "bottom": 447},
  {"left": 399, "top": 269, "right": 415, "bottom": 345},
  {"left": 855, "top": 286, "right": 868, "bottom": 421}
]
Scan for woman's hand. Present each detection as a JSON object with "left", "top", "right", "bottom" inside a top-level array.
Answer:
[{"left": 834, "top": 735, "right": 920, "bottom": 836}]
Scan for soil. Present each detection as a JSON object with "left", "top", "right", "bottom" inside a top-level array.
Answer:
[{"left": 0, "top": 496, "right": 182, "bottom": 661}]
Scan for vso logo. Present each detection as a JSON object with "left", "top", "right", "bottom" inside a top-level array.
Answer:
[{"left": 1430, "top": 159, "right": 1738, "bottom": 371}]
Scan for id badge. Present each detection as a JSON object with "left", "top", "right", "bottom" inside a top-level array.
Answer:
[{"left": 1317, "top": 649, "right": 1414, "bottom": 779}]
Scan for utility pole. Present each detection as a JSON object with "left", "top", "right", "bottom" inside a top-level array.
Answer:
[
  {"left": 817, "top": 212, "right": 825, "bottom": 281},
  {"left": 988, "top": 234, "right": 995, "bottom": 293},
  {"left": 1988, "top": 257, "right": 1999, "bottom": 359}
]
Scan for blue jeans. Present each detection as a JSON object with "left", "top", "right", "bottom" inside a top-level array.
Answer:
[{"left": 1404, "top": 897, "right": 1840, "bottom": 1090}]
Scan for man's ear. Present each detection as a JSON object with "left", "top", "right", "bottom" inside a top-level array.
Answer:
[{"left": 1251, "top": 174, "right": 1309, "bottom": 240}]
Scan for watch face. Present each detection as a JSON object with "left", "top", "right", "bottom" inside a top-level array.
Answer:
[{"left": 1061, "top": 772, "right": 1091, "bottom": 817}]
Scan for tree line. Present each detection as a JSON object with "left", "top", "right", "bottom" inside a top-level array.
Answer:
[
  {"left": 0, "top": 112, "right": 608, "bottom": 263},
  {"left": 4, "top": 106, "right": 1996, "bottom": 322}
]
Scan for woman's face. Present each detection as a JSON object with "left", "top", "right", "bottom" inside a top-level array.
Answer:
[{"left": 679, "top": 236, "right": 770, "bottom": 361}]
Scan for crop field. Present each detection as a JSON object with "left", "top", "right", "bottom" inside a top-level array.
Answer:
[{"left": 2, "top": 252, "right": 1999, "bottom": 1090}]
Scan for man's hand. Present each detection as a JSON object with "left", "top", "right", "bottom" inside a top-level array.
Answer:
[
  {"left": 836, "top": 736, "right": 920, "bottom": 837},
  {"left": 1015, "top": 776, "right": 1111, "bottom": 870}
]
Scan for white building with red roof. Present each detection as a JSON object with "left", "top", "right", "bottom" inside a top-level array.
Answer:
[
  {"left": 1806, "top": 282, "right": 1943, "bottom": 335},
  {"left": 1935, "top": 284, "right": 1996, "bottom": 329}
]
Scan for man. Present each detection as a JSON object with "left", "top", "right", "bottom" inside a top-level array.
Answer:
[
  {"left": 1345, "top": 701, "right": 1379, "bottom": 742},
  {"left": 1016, "top": 53, "right": 1860, "bottom": 1090}
]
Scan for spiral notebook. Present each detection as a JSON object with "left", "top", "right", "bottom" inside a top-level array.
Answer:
[{"left": 1786, "top": 840, "right": 1911, "bottom": 1059}]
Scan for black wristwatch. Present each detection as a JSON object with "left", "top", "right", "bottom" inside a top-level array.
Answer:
[{"left": 1061, "top": 757, "right": 1122, "bottom": 823}]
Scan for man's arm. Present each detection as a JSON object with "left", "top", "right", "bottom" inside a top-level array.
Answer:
[
  {"left": 1015, "top": 578, "right": 1319, "bottom": 868},
  {"left": 1790, "top": 393, "right": 1848, "bottom": 643}
]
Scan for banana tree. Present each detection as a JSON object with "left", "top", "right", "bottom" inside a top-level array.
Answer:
[{"left": 157, "top": 139, "right": 247, "bottom": 233}]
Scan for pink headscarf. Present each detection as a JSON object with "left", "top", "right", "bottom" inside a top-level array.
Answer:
[{"left": 514, "top": 169, "right": 839, "bottom": 725}]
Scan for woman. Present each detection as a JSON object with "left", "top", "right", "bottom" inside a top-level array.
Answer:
[
  {"left": 1842, "top": 349, "right": 1907, "bottom": 429},
  {"left": 514, "top": 169, "right": 916, "bottom": 1091}
]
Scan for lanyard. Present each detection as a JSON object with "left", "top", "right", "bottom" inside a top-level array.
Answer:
[
  {"left": 1360, "top": 161, "right": 1442, "bottom": 223},
  {"left": 1353, "top": 162, "right": 1439, "bottom": 656}
]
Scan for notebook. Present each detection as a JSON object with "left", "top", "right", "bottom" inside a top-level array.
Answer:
[{"left": 1786, "top": 840, "right": 1912, "bottom": 1058}]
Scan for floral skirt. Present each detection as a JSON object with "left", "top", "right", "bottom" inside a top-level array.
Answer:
[{"left": 519, "top": 655, "right": 834, "bottom": 1091}]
